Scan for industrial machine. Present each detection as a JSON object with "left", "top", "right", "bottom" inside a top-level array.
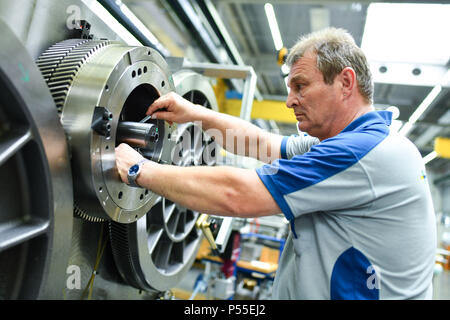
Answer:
[{"left": 0, "top": 0, "right": 233, "bottom": 300}]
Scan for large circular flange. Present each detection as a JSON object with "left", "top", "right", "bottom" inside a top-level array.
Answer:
[
  {"left": 38, "top": 40, "right": 176, "bottom": 223},
  {"left": 109, "top": 71, "right": 219, "bottom": 292},
  {"left": 172, "top": 70, "right": 218, "bottom": 112},
  {"left": 0, "top": 19, "right": 73, "bottom": 299}
]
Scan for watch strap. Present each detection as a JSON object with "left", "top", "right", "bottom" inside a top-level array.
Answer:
[{"left": 127, "top": 158, "right": 149, "bottom": 187}]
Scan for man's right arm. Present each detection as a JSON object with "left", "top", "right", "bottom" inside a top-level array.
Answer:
[{"left": 147, "top": 92, "right": 283, "bottom": 163}]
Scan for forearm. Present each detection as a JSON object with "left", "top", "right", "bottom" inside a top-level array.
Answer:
[
  {"left": 137, "top": 161, "right": 278, "bottom": 217},
  {"left": 195, "top": 106, "right": 282, "bottom": 163}
]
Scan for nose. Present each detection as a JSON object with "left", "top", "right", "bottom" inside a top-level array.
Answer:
[{"left": 286, "top": 89, "right": 297, "bottom": 109}]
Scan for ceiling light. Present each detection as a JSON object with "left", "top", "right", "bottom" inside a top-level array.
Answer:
[
  {"left": 409, "top": 85, "right": 442, "bottom": 125},
  {"left": 399, "top": 85, "right": 442, "bottom": 136},
  {"left": 284, "top": 76, "right": 290, "bottom": 95},
  {"left": 281, "top": 63, "right": 289, "bottom": 75},
  {"left": 423, "top": 151, "right": 437, "bottom": 165},
  {"left": 362, "top": 3, "right": 450, "bottom": 65},
  {"left": 264, "top": 3, "right": 283, "bottom": 51},
  {"left": 398, "top": 68, "right": 449, "bottom": 136},
  {"left": 398, "top": 122, "right": 413, "bottom": 136},
  {"left": 116, "top": 1, "right": 169, "bottom": 56},
  {"left": 81, "top": 0, "right": 141, "bottom": 46}
]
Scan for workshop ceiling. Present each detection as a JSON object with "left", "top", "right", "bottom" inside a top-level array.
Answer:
[{"left": 122, "top": 0, "right": 449, "bottom": 173}]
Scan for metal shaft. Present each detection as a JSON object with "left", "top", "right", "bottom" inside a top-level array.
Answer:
[{"left": 116, "top": 121, "right": 159, "bottom": 149}]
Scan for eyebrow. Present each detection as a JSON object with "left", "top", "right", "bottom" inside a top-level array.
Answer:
[{"left": 288, "top": 74, "right": 307, "bottom": 86}]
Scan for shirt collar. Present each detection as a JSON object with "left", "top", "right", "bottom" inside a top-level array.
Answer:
[{"left": 342, "top": 110, "right": 393, "bottom": 133}]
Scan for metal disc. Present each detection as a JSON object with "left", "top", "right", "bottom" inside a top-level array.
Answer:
[
  {"left": 0, "top": 20, "right": 73, "bottom": 299},
  {"left": 37, "top": 40, "right": 175, "bottom": 223},
  {"left": 109, "top": 71, "right": 219, "bottom": 292}
]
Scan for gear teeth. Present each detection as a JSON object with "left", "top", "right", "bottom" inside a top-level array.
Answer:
[
  {"left": 37, "top": 39, "right": 113, "bottom": 113},
  {"left": 74, "top": 202, "right": 106, "bottom": 223},
  {"left": 38, "top": 39, "right": 114, "bottom": 222},
  {"left": 109, "top": 221, "right": 144, "bottom": 290}
]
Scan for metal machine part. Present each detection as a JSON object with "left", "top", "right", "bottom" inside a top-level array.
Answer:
[
  {"left": 109, "top": 71, "right": 219, "bottom": 292},
  {"left": 0, "top": 1, "right": 230, "bottom": 300},
  {"left": 37, "top": 39, "right": 175, "bottom": 223},
  {"left": 0, "top": 20, "right": 73, "bottom": 299},
  {"left": 117, "top": 121, "right": 160, "bottom": 149},
  {"left": 172, "top": 69, "right": 219, "bottom": 167}
]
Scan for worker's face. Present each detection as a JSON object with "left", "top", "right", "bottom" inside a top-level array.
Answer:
[{"left": 286, "top": 51, "right": 341, "bottom": 140}]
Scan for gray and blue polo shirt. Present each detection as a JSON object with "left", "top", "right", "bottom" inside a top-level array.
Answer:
[{"left": 255, "top": 110, "right": 436, "bottom": 299}]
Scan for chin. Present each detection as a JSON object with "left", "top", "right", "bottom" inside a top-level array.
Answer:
[{"left": 297, "top": 122, "right": 309, "bottom": 134}]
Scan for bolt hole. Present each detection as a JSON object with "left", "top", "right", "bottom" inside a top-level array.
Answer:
[
  {"left": 145, "top": 189, "right": 149, "bottom": 195},
  {"left": 379, "top": 66, "right": 387, "bottom": 73},
  {"left": 143, "top": 66, "right": 148, "bottom": 73},
  {"left": 161, "top": 80, "right": 165, "bottom": 87},
  {"left": 140, "top": 194, "right": 144, "bottom": 200},
  {"left": 135, "top": 215, "right": 138, "bottom": 220},
  {"left": 147, "top": 51, "right": 151, "bottom": 55},
  {"left": 118, "top": 191, "right": 123, "bottom": 199},
  {"left": 99, "top": 187, "right": 103, "bottom": 192},
  {"left": 105, "top": 145, "right": 109, "bottom": 150},
  {"left": 138, "top": 68, "right": 142, "bottom": 76},
  {"left": 132, "top": 70, "right": 136, "bottom": 78},
  {"left": 105, "top": 84, "right": 109, "bottom": 91}
]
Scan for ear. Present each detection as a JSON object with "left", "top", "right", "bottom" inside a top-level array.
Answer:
[{"left": 339, "top": 67, "right": 356, "bottom": 99}]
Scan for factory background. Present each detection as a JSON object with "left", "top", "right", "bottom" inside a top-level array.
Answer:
[{"left": 0, "top": 0, "right": 449, "bottom": 301}]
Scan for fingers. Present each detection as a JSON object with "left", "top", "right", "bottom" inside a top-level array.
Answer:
[
  {"left": 146, "top": 92, "right": 176, "bottom": 116},
  {"left": 150, "top": 111, "right": 174, "bottom": 126}
]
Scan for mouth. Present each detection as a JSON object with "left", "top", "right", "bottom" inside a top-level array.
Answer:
[{"left": 295, "top": 112, "right": 305, "bottom": 120}]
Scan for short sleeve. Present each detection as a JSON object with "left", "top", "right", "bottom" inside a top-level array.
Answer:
[{"left": 281, "top": 134, "right": 320, "bottom": 160}]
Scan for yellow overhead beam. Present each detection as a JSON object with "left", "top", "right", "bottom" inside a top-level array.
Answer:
[
  {"left": 213, "top": 78, "right": 294, "bottom": 123},
  {"left": 220, "top": 98, "right": 296, "bottom": 123},
  {"left": 435, "top": 137, "right": 450, "bottom": 159}
]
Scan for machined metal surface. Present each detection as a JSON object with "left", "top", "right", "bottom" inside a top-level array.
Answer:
[
  {"left": 117, "top": 121, "right": 160, "bottom": 149},
  {"left": 37, "top": 39, "right": 175, "bottom": 223},
  {"left": 0, "top": 19, "right": 73, "bottom": 299},
  {"left": 0, "top": 1, "right": 226, "bottom": 299},
  {"left": 109, "top": 70, "right": 219, "bottom": 292}
]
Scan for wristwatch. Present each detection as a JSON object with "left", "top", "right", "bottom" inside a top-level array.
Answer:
[{"left": 127, "top": 158, "right": 149, "bottom": 188}]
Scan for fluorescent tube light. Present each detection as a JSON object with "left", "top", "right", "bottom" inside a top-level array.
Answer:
[
  {"left": 398, "top": 121, "right": 413, "bottom": 136},
  {"left": 264, "top": 3, "right": 283, "bottom": 51},
  {"left": 409, "top": 85, "right": 442, "bottom": 125},
  {"left": 399, "top": 85, "right": 442, "bottom": 136},
  {"left": 399, "top": 68, "right": 449, "bottom": 136},
  {"left": 117, "top": 2, "right": 170, "bottom": 56},
  {"left": 81, "top": 0, "right": 141, "bottom": 46},
  {"left": 423, "top": 151, "right": 437, "bottom": 165}
]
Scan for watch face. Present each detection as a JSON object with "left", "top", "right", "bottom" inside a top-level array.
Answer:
[{"left": 129, "top": 164, "right": 140, "bottom": 176}]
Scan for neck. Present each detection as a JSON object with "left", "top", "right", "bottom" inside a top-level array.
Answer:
[{"left": 319, "top": 100, "right": 373, "bottom": 141}]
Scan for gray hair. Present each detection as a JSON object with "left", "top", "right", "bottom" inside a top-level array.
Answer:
[{"left": 286, "top": 27, "right": 373, "bottom": 103}]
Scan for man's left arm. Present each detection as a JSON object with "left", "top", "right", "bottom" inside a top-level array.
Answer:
[{"left": 116, "top": 143, "right": 281, "bottom": 218}]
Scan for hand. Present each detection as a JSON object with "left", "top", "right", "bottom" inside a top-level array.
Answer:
[
  {"left": 146, "top": 92, "right": 201, "bottom": 124},
  {"left": 115, "top": 143, "right": 145, "bottom": 184}
]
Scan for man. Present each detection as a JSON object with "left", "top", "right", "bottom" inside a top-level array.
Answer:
[{"left": 116, "top": 28, "right": 436, "bottom": 299}]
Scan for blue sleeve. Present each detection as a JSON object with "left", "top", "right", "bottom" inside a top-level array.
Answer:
[{"left": 280, "top": 136, "right": 289, "bottom": 159}]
